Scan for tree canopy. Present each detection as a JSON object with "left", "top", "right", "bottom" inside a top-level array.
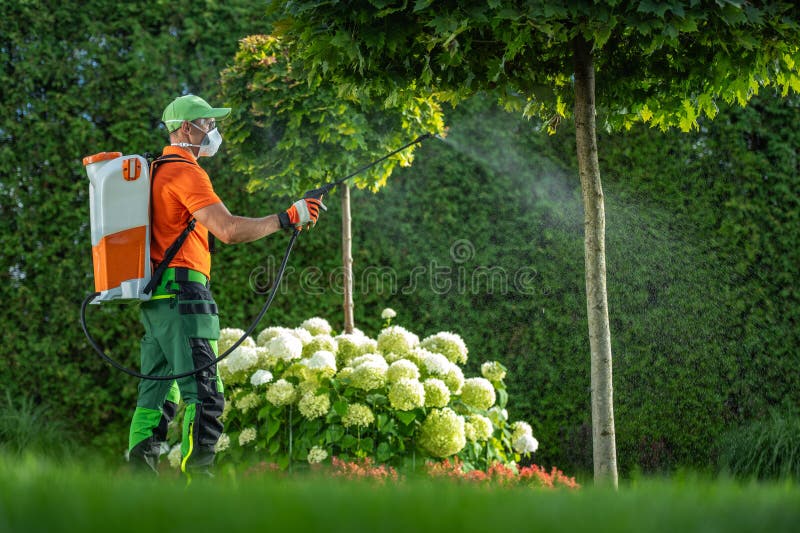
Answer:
[
  {"left": 271, "top": 0, "right": 800, "bottom": 132},
  {"left": 221, "top": 33, "right": 445, "bottom": 195}
]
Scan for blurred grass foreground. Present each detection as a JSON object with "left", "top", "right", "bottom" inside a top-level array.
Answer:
[{"left": 1, "top": 454, "right": 799, "bottom": 533}]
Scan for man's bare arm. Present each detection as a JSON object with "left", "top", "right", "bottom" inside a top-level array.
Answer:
[{"left": 193, "top": 202, "right": 282, "bottom": 244}]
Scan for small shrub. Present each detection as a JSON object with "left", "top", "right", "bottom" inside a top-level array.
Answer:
[
  {"left": 718, "top": 410, "right": 800, "bottom": 480},
  {"left": 0, "top": 392, "right": 77, "bottom": 458}
]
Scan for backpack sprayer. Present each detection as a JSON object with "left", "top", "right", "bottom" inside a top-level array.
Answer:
[{"left": 80, "top": 133, "right": 434, "bottom": 381}]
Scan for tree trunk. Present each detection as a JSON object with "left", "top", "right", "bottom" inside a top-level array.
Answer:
[
  {"left": 573, "top": 36, "right": 618, "bottom": 488},
  {"left": 341, "top": 183, "right": 355, "bottom": 333}
]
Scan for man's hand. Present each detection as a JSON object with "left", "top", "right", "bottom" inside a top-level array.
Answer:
[{"left": 279, "top": 197, "right": 327, "bottom": 230}]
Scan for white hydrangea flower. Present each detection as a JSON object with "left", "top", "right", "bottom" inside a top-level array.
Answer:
[
  {"left": 420, "top": 350, "right": 451, "bottom": 377},
  {"left": 291, "top": 327, "right": 314, "bottom": 346},
  {"left": 267, "top": 333, "right": 303, "bottom": 362},
  {"left": 513, "top": 434, "right": 539, "bottom": 454},
  {"left": 342, "top": 403, "right": 375, "bottom": 428},
  {"left": 419, "top": 407, "right": 466, "bottom": 458},
  {"left": 250, "top": 369, "right": 274, "bottom": 387},
  {"left": 302, "top": 334, "right": 338, "bottom": 358},
  {"left": 297, "top": 376, "right": 321, "bottom": 397},
  {"left": 228, "top": 345, "right": 259, "bottom": 373},
  {"left": 255, "top": 346, "right": 274, "bottom": 368},
  {"left": 167, "top": 444, "right": 182, "bottom": 469},
  {"left": 307, "top": 445, "right": 328, "bottom": 464},
  {"left": 350, "top": 360, "right": 388, "bottom": 391},
  {"left": 361, "top": 338, "right": 378, "bottom": 354},
  {"left": 488, "top": 406, "right": 509, "bottom": 427},
  {"left": 301, "top": 350, "right": 337, "bottom": 375},
  {"left": 467, "top": 414, "right": 493, "bottom": 441},
  {"left": 256, "top": 326, "right": 294, "bottom": 347},
  {"left": 266, "top": 379, "right": 297, "bottom": 406},
  {"left": 300, "top": 317, "right": 333, "bottom": 336},
  {"left": 377, "top": 326, "right": 419, "bottom": 356},
  {"left": 219, "top": 345, "right": 259, "bottom": 384},
  {"left": 443, "top": 362, "right": 465, "bottom": 395},
  {"left": 220, "top": 399, "right": 232, "bottom": 422},
  {"left": 335, "top": 332, "right": 372, "bottom": 366},
  {"left": 386, "top": 359, "right": 420, "bottom": 383},
  {"left": 239, "top": 427, "right": 257, "bottom": 446},
  {"left": 381, "top": 308, "right": 397, "bottom": 319},
  {"left": 420, "top": 331, "right": 468, "bottom": 365},
  {"left": 336, "top": 366, "right": 355, "bottom": 381},
  {"left": 351, "top": 353, "right": 388, "bottom": 369},
  {"left": 511, "top": 421, "right": 533, "bottom": 441},
  {"left": 460, "top": 377, "right": 496, "bottom": 411},
  {"left": 298, "top": 391, "right": 331, "bottom": 420},
  {"left": 423, "top": 378, "right": 451, "bottom": 408},
  {"left": 214, "top": 433, "right": 231, "bottom": 453},
  {"left": 481, "top": 361, "right": 507, "bottom": 382},
  {"left": 235, "top": 392, "right": 261, "bottom": 413},
  {"left": 219, "top": 328, "right": 255, "bottom": 353},
  {"left": 388, "top": 378, "right": 425, "bottom": 411}
]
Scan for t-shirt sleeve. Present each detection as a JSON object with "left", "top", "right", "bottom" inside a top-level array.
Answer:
[{"left": 171, "top": 167, "right": 221, "bottom": 214}]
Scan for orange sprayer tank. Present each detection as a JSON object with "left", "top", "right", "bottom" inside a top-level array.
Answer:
[{"left": 83, "top": 152, "right": 152, "bottom": 303}]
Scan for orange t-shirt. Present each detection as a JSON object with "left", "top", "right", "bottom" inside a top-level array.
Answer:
[{"left": 150, "top": 146, "right": 221, "bottom": 279}]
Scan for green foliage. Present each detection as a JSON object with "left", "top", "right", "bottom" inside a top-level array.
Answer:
[
  {"left": 718, "top": 411, "right": 800, "bottom": 481},
  {"left": 220, "top": 33, "right": 445, "bottom": 195},
  {"left": 271, "top": 0, "right": 800, "bottom": 132}
]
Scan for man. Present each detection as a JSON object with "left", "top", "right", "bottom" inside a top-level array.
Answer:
[{"left": 128, "top": 94, "right": 324, "bottom": 475}]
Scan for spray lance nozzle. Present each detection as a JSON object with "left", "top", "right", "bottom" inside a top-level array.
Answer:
[{"left": 302, "top": 131, "right": 441, "bottom": 200}]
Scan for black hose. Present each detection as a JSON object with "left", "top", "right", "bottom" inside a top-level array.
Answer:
[{"left": 80, "top": 228, "right": 300, "bottom": 381}]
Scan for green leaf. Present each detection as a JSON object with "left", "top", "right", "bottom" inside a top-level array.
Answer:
[
  {"left": 376, "top": 442, "right": 393, "bottom": 462},
  {"left": 497, "top": 388, "right": 509, "bottom": 409},
  {"left": 277, "top": 454, "right": 290, "bottom": 470},
  {"left": 413, "top": 0, "right": 433, "bottom": 12},
  {"left": 266, "top": 420, "right": 282, "bottom": 440},
  {"left": 326, "top": 424, "right": 345, "bottom": 444},
  {"left": 333, "top": 401, "right": 348, "bottom": 417},
  {"left": 395, "top": 411, "right": 417, "bottom": 426},
  {"left": 377, "top": 413, "right": 389, "bottom": 431},
  {"left": 341, "top": 434, "right": 359, "bottom": 449},
  {"left": 360, "top": 437, "right": 375, "bottom": 453},
  {"left": 269, "top": 439, "right": 281, "bottom": 455}
]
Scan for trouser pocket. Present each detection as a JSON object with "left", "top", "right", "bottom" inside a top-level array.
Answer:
[{"left": 177, "top": 281, "right": 220, "bottom": 341}]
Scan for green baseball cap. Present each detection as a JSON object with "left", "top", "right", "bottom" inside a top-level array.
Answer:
[{"left": 162, "top": 94, "right": 231, "bottom": 132}]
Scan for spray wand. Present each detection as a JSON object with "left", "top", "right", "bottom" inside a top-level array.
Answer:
[
  {"left": 301, "top": 132, "right": 433, "bottom": 201},
  {"left": 81, "top": 132, "right": 435, "bottom": 380}
]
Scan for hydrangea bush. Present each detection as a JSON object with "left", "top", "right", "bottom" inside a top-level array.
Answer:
[{"left": 179, "top": 311, "right": 538, "bottom": 473}]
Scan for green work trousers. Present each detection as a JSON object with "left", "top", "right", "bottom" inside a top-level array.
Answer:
[{"left": 128, "top": 278, "right": 224, "bottom": 473}]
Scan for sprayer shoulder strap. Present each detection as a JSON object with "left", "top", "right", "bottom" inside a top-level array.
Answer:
[{"left": 142, "top": 154, "right": 197, "bottom": 295}]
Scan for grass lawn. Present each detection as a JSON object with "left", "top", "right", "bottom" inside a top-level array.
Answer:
[{"left": 0, "top": 454, "right": 798, "bottom": 532}]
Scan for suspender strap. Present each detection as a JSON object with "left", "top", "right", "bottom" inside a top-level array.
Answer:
[{"left": 142, "top": 154, "right": 198, "bottom": 296}]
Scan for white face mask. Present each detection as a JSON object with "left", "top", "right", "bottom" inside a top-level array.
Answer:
[
  {"left": 172, "top": 121, "right": 222, "bottom": 157},
  {"left": 197, "top": 126, "right": 222, "bottom": 157}
]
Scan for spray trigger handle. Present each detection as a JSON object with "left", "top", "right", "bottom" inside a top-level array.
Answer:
[{"left": 304, "top": 184, "right": 334, "bottom": 201}]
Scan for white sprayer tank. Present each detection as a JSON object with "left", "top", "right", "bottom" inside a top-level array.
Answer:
[{"left": 83, "top": 152, "right": 152, "bottom": 303}]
